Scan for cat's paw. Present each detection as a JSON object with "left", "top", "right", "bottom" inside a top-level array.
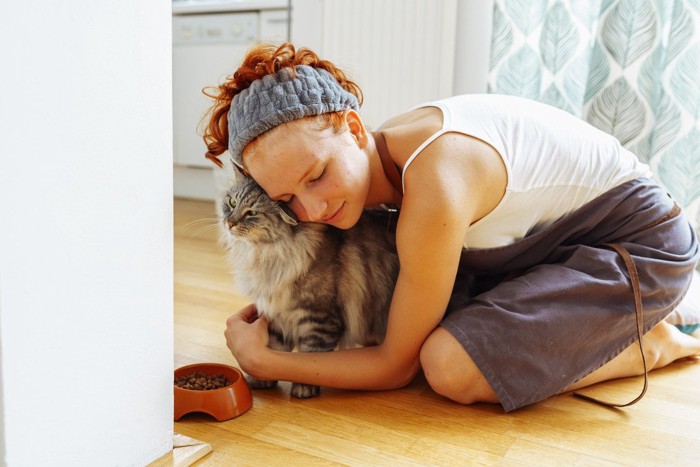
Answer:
[
  {"left": 290, "top": 383, "right": 321, "bottom": 398},
  {"left": 246, "top": 376, "right": 278, "bottom": 389}
]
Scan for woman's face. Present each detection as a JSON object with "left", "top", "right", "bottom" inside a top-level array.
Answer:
[{"left": 243, "top": 115, "right": 371, "bottom": 229}]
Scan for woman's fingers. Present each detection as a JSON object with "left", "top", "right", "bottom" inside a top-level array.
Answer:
[
  {"left": 226, "top": 303, "right": 258, "bottom": 328},
  {"left": 240, "top": 303, "right": 259, "bottom": 322}
]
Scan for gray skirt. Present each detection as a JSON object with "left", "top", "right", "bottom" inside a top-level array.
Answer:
[{"left": 441, "top": 177, "right": 700, "bottom": 412}]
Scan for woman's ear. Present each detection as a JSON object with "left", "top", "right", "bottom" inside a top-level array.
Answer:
[{"left": 345, "top": 109, "right": 368, "bottom": 148}]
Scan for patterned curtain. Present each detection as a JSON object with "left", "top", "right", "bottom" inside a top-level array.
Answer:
[{"left": 488, "top": 0, "right": 700, "bottom": 225}]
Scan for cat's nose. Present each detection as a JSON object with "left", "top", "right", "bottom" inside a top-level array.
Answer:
[{"left": 226, "top": 219, "right": 235, "bottom": 229}]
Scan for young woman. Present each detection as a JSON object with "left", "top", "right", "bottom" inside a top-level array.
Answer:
[{"left": 204, "top": 43, "right": 700, "bottom": 412}]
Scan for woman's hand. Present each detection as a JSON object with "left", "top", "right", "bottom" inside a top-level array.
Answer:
[{"left": 224, "top": 303, "right": 270, "bottom": 377}]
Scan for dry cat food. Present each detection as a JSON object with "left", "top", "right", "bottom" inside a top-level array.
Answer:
[{"left": 174, "top": 372, "right": 230, "bottom": 390}]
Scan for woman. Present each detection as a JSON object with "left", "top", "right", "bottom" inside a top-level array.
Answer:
[{"left": 204, "top": 43, "right": 700, "bottom": 412}]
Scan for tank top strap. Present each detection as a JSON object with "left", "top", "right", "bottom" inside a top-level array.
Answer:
[{"left": 401, "top": 128, "right": 449, "bottom": 193}]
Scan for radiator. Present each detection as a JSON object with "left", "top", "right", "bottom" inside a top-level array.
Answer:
[{"left": 316, "top": 0, "right": 458, "bottom": 129}]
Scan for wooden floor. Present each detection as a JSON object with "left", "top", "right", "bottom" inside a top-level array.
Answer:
[{"left": 174, "top": 197, "right": 700, "bottom": 466}]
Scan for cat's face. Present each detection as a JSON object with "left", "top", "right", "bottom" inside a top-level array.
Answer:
[{"left": 221, "top": 178, "right": 297, "bottom": 243}]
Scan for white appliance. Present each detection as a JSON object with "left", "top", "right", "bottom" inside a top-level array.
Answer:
[{"left": 172, "top": 0, "right": 289, "bottom": 200}]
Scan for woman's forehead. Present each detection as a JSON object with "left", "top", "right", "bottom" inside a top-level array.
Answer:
[
  {"left": 245, "top": 127, "right": 319, "bottom": 197},
  {"left": 252, "top": 119, "right": 313, "bottom": 154},
  {"left": 249, "top": 129, "right": 315, "bottom": 170}
]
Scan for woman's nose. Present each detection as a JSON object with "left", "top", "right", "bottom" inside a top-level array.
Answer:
[{"left": 292, "top": 195, "right": 326, "bottom": 222}]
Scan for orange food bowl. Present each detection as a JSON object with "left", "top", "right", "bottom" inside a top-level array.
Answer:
[{"left": 174, "top": 363, "right": 252, "bottom": 421}]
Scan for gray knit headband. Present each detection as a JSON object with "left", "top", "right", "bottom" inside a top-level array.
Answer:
[{"left": 227, "top": 64, "right": 360, "bottom": 170}]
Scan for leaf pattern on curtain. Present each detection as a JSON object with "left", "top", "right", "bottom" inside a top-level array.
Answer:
[
  {"left": 542, "top": 83, "right": 575, "bottom": 114},
  {"left": 569, "top": 0, "right": 602, "bottom": 31},
  {"left": 495, "top": 45, "right": 542, "bottom": 99},
  {"left": 659, "top": 130, "right": 700, "bottom": 206},
  {"left": 490, "top": 3, "right": 514, "bottom": 71},
  {"left": 670, "top": 43, "right": 700, "bottom": 119},
  {"left": 634, "top": 45, "right": 681, "bottom": 162},
  {"left": 600, "top": 0, "right": 657, "bottom": 67},
  {"left": 504, "top": 0, "right": 548, "bottom": 34},
  {"left": 632, "top": 88, "right": 680, "bottom": 162},
  {"left": 562, "top": 51, "right": 589, "bottom": 109},
  {"left": 587, "top": 77, "right": 646, "bottom": 145},
  {"left": 601, "top": 0, "right": 617, "bottom": 15},
  {"left": 540, "top": 3, "right": 579, "bottom": 73},
  {"left": 668, "top": 0, "right": 694, "bottom": 62},
  {"left": 688, "top": 0, "right": 700, "bottom": 13},
  {"left": 583, "top": 41, "right": 610, "bottom": 103},
  {"left": 488, "top": 0, "right": 700, "bottom": 224}
]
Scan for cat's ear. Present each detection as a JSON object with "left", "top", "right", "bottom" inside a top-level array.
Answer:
[
  {"left": 277, "top": 202, "right": 298, "bottom": 226},
  {"left": 231, "top": 160, "right": 251, "bottom": 184}
]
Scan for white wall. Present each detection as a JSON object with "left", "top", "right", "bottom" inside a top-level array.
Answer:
[{"left": 0, "top": 1, "right": 173, "bottom": 465}]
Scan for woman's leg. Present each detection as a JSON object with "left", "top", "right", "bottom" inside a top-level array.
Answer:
[
  {"left": 420, "top": 321, "right": 700, "bottom": 406},
  {"left": 420, "top": 326, "right": 499, "bottom": 404},
  {"left": 426, "top": 182, "right": 699, "bottom": 410},
  {"left": 566, "top": 320, "right": 700, "bottom": 391}
]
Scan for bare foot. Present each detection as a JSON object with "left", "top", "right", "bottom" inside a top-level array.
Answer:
[
  {"left": 568, "top": 321, "right": 700, "bottom": 391},
  {"left": 645, "top": 321, "right": 700, "bottom": 369}
]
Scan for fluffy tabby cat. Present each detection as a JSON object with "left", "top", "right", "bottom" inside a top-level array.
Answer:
[{"left": 219, "top": 174, "right": 399, "bottom": 398}]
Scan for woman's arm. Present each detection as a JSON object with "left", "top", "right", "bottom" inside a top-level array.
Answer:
[
  {"left": 226, "top": 305, "right": 420, "bottom": 389},
  {"left": 225, "top": 134, "right": 497, "bottom": 390}
]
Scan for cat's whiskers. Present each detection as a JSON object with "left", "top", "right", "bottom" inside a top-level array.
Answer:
[{"left": 177, "top": 217, "right": 221, "bottom": 241}]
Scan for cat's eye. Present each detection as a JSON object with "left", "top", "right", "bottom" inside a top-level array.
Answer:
[
  {"left": 228, "top": 197, "right": 237, "bottom": 209},
  {"left": 248, "top": 210, "right": 259, "bottom": 216}
]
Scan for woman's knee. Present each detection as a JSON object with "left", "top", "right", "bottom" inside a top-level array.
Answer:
[{"left": 420, "top": 327, "right": 498, "bottom": 405}]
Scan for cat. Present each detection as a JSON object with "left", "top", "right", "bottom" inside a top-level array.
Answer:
[{"left": 219, "top": 173, "right": 399, "bottom": 398}]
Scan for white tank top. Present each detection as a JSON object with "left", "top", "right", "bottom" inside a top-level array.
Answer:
[{"left": 403, "top": 95, "right": 653, "bottom": 249}]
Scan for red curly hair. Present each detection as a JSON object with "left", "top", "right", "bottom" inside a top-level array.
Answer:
[{"left": 201, "top": 42, "right": 364, "bottom": 168}]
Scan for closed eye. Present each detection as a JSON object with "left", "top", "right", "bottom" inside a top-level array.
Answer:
[{"left": 309, "top": 168, "right": 326, "bottom": 184}]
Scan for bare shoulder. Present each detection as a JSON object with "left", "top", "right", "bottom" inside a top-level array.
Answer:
[
  {"left": 403, "top": 133, "right": 507, "bottom": 227},
  {"left": 379, "top": 106, "right": 507, "bottom": 225},
  {"left": 379, "top": 107, "right": 444, "bottom": 168}
]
